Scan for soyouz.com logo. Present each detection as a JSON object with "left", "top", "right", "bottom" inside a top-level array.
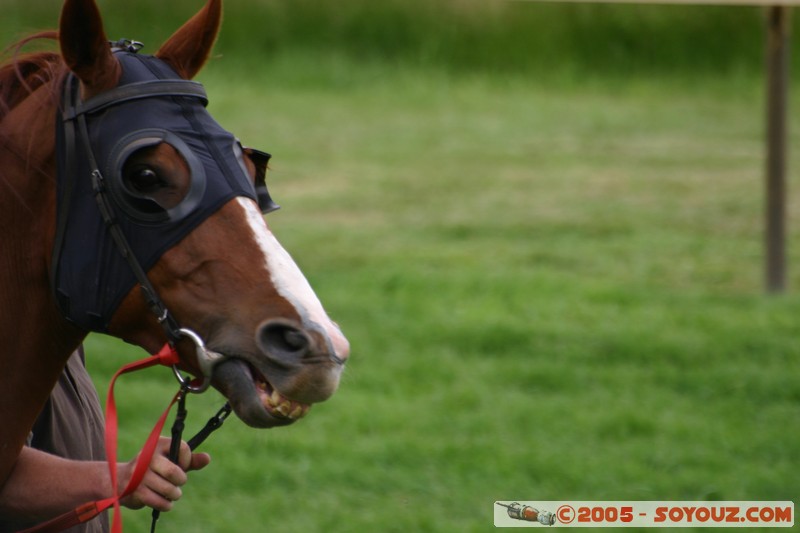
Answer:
[{"left": 494, "top": 501, "right": 794, "bottom": 527}]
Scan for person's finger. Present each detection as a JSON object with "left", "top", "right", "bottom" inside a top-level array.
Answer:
[
  {"left": 150, "top": 453, "right": 189, "bottom": 487},
  {"left": 174, "top": 440, "right": 211, "bottom": 472},
  {"left": 147, "top": 466, "right": 184, "bottom": 498},
  {"left": 121, "top": 470, "right": 181, "bottom": 512},
  {"left": 155, "top": 436, "right": 172, "bottom": 455},
  {"left": 188, "top": 452, "right": 211, "bottom": 471},
  {"left": 133, "top": 483, "right": 176, "bottom": 512},
  {"left": 176, "top": 440, "right": 193, "bottom": 471}
]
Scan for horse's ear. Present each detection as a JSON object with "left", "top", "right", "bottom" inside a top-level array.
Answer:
[
  {"left": 59, "top": 0, "right": 120, "bottom": 93},
  {"left": 156, "top": 0, "right": 222, "bottom": 80}
]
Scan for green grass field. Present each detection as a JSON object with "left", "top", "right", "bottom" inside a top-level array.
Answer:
[
  {"left": 75, "top": 55, "right": 800, "bottom": 532},
  {"left": 4, "top": 1, "right": 800, "bottom": 531}
]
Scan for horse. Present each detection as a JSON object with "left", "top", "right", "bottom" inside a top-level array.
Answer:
[{"left": 0, "top": 0, "right": 350, "bottom": 492}]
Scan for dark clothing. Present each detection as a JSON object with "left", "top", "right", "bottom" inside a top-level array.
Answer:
[
  {"left": 0, "top": 349, "right": 109, "bottom": 533},
  {"left": 28, "top": 349, "right": 106, "bottom": 466}
]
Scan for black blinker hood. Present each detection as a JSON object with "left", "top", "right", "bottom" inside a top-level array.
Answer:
[{"left": 52, "top": 47, "right": 278, "bottom": 333}]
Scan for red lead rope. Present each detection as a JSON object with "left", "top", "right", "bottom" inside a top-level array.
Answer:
[{"left": 19, "top": 344, "right": 184, "bottom": 533}]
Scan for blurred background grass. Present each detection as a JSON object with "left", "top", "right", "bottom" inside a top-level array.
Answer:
[
  {"left": 3, "top": 1, "right": 800, "bottom": 531},
  {"left": 0, "top": 0, "right": 784, "bottom": 77}
]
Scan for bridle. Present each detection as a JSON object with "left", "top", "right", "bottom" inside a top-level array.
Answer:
[{"left": 53, "top": 39, "right": 277, "bottom": 393}]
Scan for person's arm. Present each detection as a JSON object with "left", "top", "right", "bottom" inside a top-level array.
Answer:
[{"left": 0, "top": 437, "right": 210, "bottom": 522}]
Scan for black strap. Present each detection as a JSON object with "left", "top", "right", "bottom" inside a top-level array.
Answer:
[
  {"left": 150, "top": 390, "right": 188, "bottom": 533},
  {"left": 89, "top": 165, "right": 182, "bottom": 343},
  {"left": 150, "top": 401, "right": 231, "bottom": 533},
  {"left": 49, "top": 75, "right": 79, "bottom": 310},
  {"left": 63, "top": 80, "right": 208, "bottom": 120},
  {"left": 187, "top": 403, "right": 232, "bottom": 451}
]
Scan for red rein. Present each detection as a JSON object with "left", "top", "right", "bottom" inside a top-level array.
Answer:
[{"left": 20, "top": 344, "right": 183, "bottom": 533}]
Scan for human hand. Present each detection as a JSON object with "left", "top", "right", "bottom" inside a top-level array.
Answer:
[{"left": 118, "top": 436, "right": 211, "bottom": 511}]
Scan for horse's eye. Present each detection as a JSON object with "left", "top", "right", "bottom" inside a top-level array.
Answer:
[{"left": 126, "top": 167, "right": 162, "bottom": 193}]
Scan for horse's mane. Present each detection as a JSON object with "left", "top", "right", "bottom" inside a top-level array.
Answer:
[
  {"left": 0, "top": 32, "right": 66, "bottom": 202},
  {"left": 0, "top": 31, "right": 65, "bottom": 124}
]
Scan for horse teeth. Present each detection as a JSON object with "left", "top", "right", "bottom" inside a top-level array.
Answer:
[
  {"left": 262, "top": 388, "right": 309, "bottom": 419},
  {"left": 262, "top": 389, "right": 277, "bottom": 407},
  {"left": 270, "top": 389, "right": 282, "bottom": 405},
  {"left": 275, "top": 402, "right": 291, "bottom": 416}
]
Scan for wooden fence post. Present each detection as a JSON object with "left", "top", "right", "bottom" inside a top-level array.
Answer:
[{"left": 765, "top": 6, "right": 792, "bottom": 293}]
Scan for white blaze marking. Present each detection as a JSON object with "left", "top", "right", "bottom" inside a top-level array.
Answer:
[{"left": 237, "top": 198, "right": 350, "bottom": 359}]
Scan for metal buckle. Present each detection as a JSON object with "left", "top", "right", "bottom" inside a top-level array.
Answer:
[
  {"left": 171, "top": 328, "right": 228, "bottom": 394},
  {"left": 110, "top": 39, "right": 144, "bottom": 53}
]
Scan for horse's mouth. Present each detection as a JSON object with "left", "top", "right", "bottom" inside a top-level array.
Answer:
[
  {"left": 210, "top": 357, "right": 311, "bottom": 428},
  {"left": 250, "top": 364, "right": 311, "bottom": 421}
]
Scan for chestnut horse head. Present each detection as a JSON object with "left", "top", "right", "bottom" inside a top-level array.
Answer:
[{"left": 0, "top": 0, "right": 349, "bottom": 485}]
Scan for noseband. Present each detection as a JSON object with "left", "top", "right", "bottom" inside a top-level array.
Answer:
[{"left": 52, "top": 40, "right": 278, "bottom": 391}]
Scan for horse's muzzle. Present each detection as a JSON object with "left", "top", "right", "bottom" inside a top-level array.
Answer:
[{"left": 254, "top": 318, "right": 347, "bottom": 405}]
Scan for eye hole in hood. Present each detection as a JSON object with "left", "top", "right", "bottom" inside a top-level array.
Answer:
[{"left": 108, "top": 129, "right": 206, "bottom": 224}]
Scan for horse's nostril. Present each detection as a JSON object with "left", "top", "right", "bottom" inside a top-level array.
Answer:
[
  {"left": 254, "top": 319, "right": 343, "bottom": 403},
  {"left": 284, "top": 330, "right": 307, "bottom": 351},
  {"left": 258, "top": 321, "right": 311, "bottom": 358}
]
